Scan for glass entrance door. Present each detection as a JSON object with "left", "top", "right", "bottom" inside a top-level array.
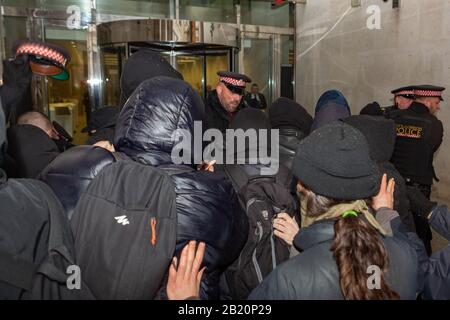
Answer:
[
  {"left": 176, "top": 51, "right": 230, "bottom": 98},
  {"left": 242, "top": 38, "right": 273, "bottom": 105},
  {"left": 101, "top": 45, "right": 126, "bottom": 107},
  {"left": 100, "top": 43, "right": 233, "bottom": 103},
  {"left": 176, "top": 55, "right": 205, "bottom": 97}
]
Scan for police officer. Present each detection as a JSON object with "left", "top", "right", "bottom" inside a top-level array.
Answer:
[
  {"left": 204, "top": 71, "right": 251, "bottom": 133},
  {"left": 387, "top": 86, "right": 416, "bottom": 113},
  {"left": 360, "top": 85, "right": 415, "bottom": 116},
  {"left": 388, "top": 84, "right": 445, "bottom": 255}
]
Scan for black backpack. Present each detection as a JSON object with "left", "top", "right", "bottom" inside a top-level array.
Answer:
[
  {"left": 222, "top": 164, "right": 298, "bottom": 299},
  {"left": 0, "top": 176, "right": 94, "bottom": 299},
  {"left": 70, "top": 160, "right": 178, "bottom": 299}
]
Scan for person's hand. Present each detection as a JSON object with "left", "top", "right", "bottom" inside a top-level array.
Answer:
[
  {"left": 167, "top": 241, "right": 206, "bottom": 300},
  {"left": 273, "top": 213, "right": 299, "bottom": 246},
  {"left": 93, "top": 140, "right": 115, "bottom": 152},
  {"left": 372, "top": 174, "right": 395, "bottom": 211},
  {"left": 197, "top": 160, "right": 216, "bottom": 172}
]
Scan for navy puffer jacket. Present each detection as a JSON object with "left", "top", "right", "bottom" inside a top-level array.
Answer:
[{"left": 115, "top": 76, "right": 248, "bottom": 299}]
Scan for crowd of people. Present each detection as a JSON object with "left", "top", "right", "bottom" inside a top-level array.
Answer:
[{"left": 0, "top": 44, "right": 449, "bottom": 300}]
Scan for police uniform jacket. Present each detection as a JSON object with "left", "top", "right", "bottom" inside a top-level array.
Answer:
[{"left": 389, "top": 102, "right": 443, "bottom": 186}]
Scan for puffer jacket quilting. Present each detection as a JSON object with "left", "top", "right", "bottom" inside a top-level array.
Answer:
[{"left": 115, "top": 76, "right": 248, "bottom": 299}]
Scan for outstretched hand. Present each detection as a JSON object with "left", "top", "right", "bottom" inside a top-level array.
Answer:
[
  {"left": 167, "top": 241, "right": 206, "bottom": 300},
  {"left": 372, "top": 174, "right": 395, "bottom": 211}
]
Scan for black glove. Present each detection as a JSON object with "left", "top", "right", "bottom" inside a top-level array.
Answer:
[
  {"left": 406, "top": 186, "right": 437, "bottom": 219},
  {"left": 52, "top": 120, "right": 73, "bottom": 143},
  {"left": 360, "top": 102, "right": 383, "bottom": 116}
]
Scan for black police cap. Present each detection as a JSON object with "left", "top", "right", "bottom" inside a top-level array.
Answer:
[{"left": 391, "top": 86, "right": 416, "bottom": 98}]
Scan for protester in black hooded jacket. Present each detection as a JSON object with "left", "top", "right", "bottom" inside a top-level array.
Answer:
[
  {"left": 268, "top": 97, "right": 313, "bottom": 171},
  {"left": 114, "top": 77, "right": 248, "bottom": 299},
  {"left": 342, "top": 115, "right": 416, "bottom": 232}
]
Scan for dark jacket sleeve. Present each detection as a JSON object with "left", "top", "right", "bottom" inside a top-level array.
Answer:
[
  {"left": 422, "top": 245, "right": 450, "bottom": 300},
  {"left": 378, "top": 211, "right": 426, "bottom": 294},
  {"left": 248, "top": 267, "right": 295, "bottom": 300},
  {"left": 0, "top": 84, "right": 15, "bottom": 122},
  {"left": 402, "top": 205, "right": 450, "bottom": 300},
  {"left": 430, "top": 118, "right": 443, "bottom": 153},
  {"left": 429, "top": 205, "right": 450, "bottom": 241},
  {"left": 404, "top": 230, "right": 428, "bottom": 295}
]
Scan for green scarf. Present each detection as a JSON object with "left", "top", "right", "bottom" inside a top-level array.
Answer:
[{"left": 300, "top": 198, "right": 386, "bottom": 236}]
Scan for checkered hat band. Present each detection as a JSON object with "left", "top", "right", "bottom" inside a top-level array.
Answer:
[
  {"left": 395, "top": 90, "right": 415, "bottom": 96},
  {"left": 414, "top": 90, "right": 442, "bottom": 97},
  {"left": 16, "top": 44, "right": 67, "bottom": 66},
  {"left": 220, "top": 77, "right": 246, "bottom": 87}
]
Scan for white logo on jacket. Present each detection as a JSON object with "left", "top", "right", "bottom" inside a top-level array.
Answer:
[{"left": 114, "top": 215, "right": 130, "bottom": 225}]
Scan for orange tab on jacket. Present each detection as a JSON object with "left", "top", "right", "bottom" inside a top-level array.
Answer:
[{"left": 150, "top": 217, "right": 157, "bottom": 247}]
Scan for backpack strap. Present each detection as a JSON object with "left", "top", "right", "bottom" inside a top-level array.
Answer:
[
  {"left": 223, "top": 164, "right": 249, "bottom": 193},
  {"left": 0, "top": 251, "right": 36, "bottom": 291}
]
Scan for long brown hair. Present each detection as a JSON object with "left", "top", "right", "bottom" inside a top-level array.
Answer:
[{"left": 301, "top": 186, "right": 400, "bottom": 300}]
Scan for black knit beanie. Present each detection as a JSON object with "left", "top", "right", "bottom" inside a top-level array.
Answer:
[
  {"left": 268, "top": 97, "right": 313, "bottom": 134},
  {"left": 292, "top": 122, "right": 381, "bottom": 200},
  {"left": 360, "top": 102, "right": 384, "bottom": 116}
]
